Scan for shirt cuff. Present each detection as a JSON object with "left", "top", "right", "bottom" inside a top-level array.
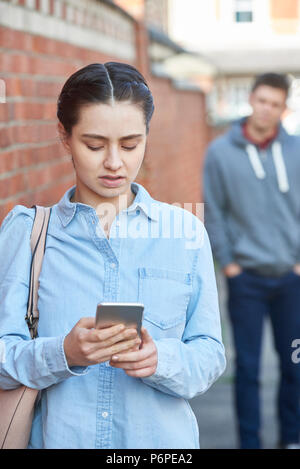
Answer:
[
  {"left": 141, "top": 339, "right": 172, "bottom": 385},
  {"left": 44, "top": 335, "right": 90, "bottom": 380}
]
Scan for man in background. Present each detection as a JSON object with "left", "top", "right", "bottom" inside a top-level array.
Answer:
[{"left": 204, "top": 73, "right": 300, "bottom": 449}]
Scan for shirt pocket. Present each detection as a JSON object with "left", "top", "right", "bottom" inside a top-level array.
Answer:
[{"left": 138, "top": 267, "right": 192, "bottom": 338}]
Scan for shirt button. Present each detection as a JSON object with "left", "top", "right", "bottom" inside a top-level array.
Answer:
[
  {"left": 110, "top": 262, "right": 116, "bottom": 269},
  {"left": 102, "top": 412, "right": 108, "bottom": 418}
]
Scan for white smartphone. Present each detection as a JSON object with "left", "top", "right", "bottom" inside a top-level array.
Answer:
[{"left": 95, "top": 302, "right": 144, "bottom": 337}]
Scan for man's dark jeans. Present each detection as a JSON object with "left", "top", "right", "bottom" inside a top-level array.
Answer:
[{"left": 227, "top": 269, "right": 300, "bottom": 449}]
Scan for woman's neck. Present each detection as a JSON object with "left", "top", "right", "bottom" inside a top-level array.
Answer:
[{"left": 70, "top": 184, "right": 136, "bottom": 217}]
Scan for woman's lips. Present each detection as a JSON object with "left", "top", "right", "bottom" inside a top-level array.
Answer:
[{"left": 99, "top": 176, "right": 125, "bottom": 188}]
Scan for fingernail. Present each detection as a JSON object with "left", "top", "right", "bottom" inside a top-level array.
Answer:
[{"left": 112, "top": 355, "right": 119, "bottom": 361}]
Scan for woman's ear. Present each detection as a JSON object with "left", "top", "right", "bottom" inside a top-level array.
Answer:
[{"left": 57, "top": 122, "right": 71, "bottom": 153}]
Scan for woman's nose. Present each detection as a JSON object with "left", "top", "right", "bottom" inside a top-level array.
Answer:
[{"left": 103, "top": 149, "right": 123, "bottom": 170}]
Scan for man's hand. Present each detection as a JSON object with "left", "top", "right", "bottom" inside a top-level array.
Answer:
[
  {"left": 223, "top": 263, "right": 243, "bottom": 278},
  {"left": 109, "top": 327, "right": 158, "bottom": 378},
  {"left": 293, "top": 264, "right": 300, "bottom": 276}
]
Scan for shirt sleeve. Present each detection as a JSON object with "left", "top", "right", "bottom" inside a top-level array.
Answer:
[
  {"left": 0, "top": 206, "right": 89, "bottom": 391},
  {"left": 203, "top": 145, "right": 234, "bottom": 269},
  {"left": 141, "top": 224, "right": 226, "bottom": 400}
]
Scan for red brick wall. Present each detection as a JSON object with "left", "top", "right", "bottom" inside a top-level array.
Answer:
[
  {"left": 0, "top": 3, "right": 208, "bottom": 223},
  {"left": 0, "top": 25, "right": 119, "bottom": 222},
  {"left": 144, "top": 75, "right": 208, "bottom": 207}
]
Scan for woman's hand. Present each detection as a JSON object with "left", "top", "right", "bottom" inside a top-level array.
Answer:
[
  {"left": 109, "top": 327, "right": 158, "bottom": 378},
  {"left": 63, "top": 317, "right": 141, "bottom": 367}
]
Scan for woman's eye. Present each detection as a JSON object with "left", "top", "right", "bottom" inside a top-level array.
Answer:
[
  {"left": 87, "top": 146, "right": 104, "bottom": 151},
  {"left": 122, "top": 146, "right": 137, "bottom": 151}
]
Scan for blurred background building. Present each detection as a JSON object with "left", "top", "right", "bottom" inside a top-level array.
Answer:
[
  {"left": 168, "top": 0, "right": 300, "bottom": 132},
  {"left": 116, "top": 0, "right": 300, "bottom": 132},
  {"left": 0, "top": 0, "right": 209, "bottom": 223},
  {"left": 4, "top": 0, "right": 299, "bottom": 224},
  {"left": 115, "top": 2, "right": 300, "bottom": 449},
  {"left": 115, "top": 0, "right": 217, "bottom": 93},
  {"left": 0, "top": 0, "right": 298, "bottom": 449}
]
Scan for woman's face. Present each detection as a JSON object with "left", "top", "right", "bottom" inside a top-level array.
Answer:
[{"left": 59, "top": 101, "right": 147, "bottom": 205}]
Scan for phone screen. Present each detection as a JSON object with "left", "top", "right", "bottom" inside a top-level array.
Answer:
[{"left": 95, "top": 302, "right": 144, "bottom": 337}]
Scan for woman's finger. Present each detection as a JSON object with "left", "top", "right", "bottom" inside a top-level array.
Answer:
[
  {"left": 100, "top": 338, "right": 141, "bottom": 359},
  {"left": 88, "top": 323, "right": 126, "bottom": 342},
  {"left": 110, "top": 356, "right": 155, "bottom": 370},
  {"left": 77, "top": 316, "right": 97, "bottom": 329},
  {"left": 79, "top": 330, "right": 140, "bottom": 357},
  {"left": 92, "top": 327, "right": 139, "bottom": 347},
  {"left": 87, "top": 337, "right": 140, "bottom": 364},
  {"left": 140, "top": 327, "right": 152, "bottom": 343},
  {"left": 110, "top": 346, "right": 150, "bottom": 363},
  {"left": 125, "top": 367, "right": 157, "bottom": 378}
]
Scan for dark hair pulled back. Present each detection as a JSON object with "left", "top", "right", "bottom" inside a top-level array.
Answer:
[{"left": 57, "top": 62, "right": 154, "bottom": 135}]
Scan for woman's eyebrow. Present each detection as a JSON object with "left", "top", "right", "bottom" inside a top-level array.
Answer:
[
  {"left": 81, "top": 133, "right": 106, "bottom": 139},
  {"left": 120, "top": 134, "right": 143, "bottom": 140},
  {"left": 81, "top": 133, "right": 143, "bottom": 140}
]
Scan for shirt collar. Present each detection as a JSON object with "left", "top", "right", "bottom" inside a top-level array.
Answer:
[
  {"left": 243, "top": 120, "right": 279, "bottom": 149},
  {"left": 56, "top": 182, "right": 159, "bottom": 227}
]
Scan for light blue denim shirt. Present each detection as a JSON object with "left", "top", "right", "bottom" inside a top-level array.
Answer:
[{"left": 0, "top": 182, "right": 226, "bottom": 449}]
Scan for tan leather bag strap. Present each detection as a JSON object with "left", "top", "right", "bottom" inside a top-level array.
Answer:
[{"left": 26, "top": 206, "right": 52, "bottom": 339}]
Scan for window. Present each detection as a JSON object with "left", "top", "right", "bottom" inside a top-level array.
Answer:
[{"left": 235, "top": 0, "right": 253, "bottom": 22}]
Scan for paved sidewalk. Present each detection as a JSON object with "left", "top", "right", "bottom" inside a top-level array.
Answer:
[{"left": 189, "top": 271, "right": 280, "bottom": 449}]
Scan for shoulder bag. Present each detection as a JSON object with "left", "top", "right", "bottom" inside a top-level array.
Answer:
[{"left": 0, "top": 205, "right": 52, "bottom": 449}]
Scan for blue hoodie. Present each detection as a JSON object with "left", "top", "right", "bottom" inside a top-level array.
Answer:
[{"left": 204, "top": 117, "right": 300, "bottom": 276}]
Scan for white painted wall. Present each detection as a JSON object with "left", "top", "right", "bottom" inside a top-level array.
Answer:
[{"left": 168, "top": 0, "right": 300, "bottom": 52}]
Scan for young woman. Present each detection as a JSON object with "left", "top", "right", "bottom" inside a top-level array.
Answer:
[{"left": 0, "top": 62, "right": 226, "bottom": 449}]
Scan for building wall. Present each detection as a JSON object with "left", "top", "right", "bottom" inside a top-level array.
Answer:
[
  {"left": 145, "top": 0, "right": 169, "bottom": 32},
  {"left": 145, "top": 75, "right": 207, "bottom": 206},
  {"left": 270, "top": 0, "right": 299, "bottom": 18},
  {"left": 270, "top": 0, "right": 300, "bottom": 34},
  {"left": 114, "top": 0, "right": 169, "bottom": 31},
  {"left": 0, "top": 0, "right": 136, "bottom": 221},
  {"left": 169, "top": 0, "right": 300, "bottom": 50},
  {"left": 168, "top": 0, "right": 300, "bottom": 127},
  {"left": 0, "top": 0, "right": 208, "bottom": 222},
  {"left": 114, "top": 0, "right": 144, "bottom": 20}
]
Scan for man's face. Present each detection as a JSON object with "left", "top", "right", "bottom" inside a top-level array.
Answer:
[{"left": 249, "top": 85, "right": 287, "bottom": 131}]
